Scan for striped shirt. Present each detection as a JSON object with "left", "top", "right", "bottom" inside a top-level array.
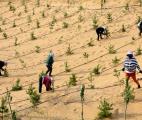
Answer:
[{"left": 124, "top": 57, "right": 141, "bottom": 73}]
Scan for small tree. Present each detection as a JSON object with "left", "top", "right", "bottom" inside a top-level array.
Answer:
[
  {"left": 12, "top": 79, "right": 22, "bottom": 91},
  {"left": 87, "top": 38, "right": 94, "bottom": 47},
  {"left": 107, "top": 44, "right": 116, "bottom": 54},
  {"left": 80, "top": 84, "right": 85, "bottom": 120},
  {"left": 0, "top": 97, "right": 8, "bottom": 120},
  {"left": 107, "top": 13, "right": 113, "bottom": 22},
  {"left": 64, "top": 12, "right": 68, "bottom": 18},
  {"left": 14, "top": 37, "right": 18, "bottom": 46},
  {"left": 3, "top": 32, "right": 8, "bottom": 39},
  {"left": 122, "top": 80, "right": 135, "bottom": 120},
  {"left": 125, "top": 3, "right": 129, "bottom": 11},
  {"left": 64, "top": 61, "right": 71, "bottom": 72},
  {"left": 66, "top": 44, "right": 73, "bottom": 55},
  {"left": 35, "top": 46, "right": 41, "bottom": 53},
  {"left": 122, "top": 24, "right": 126, "bottom": 32},
  {"left": 88, "top": 72, "right": 94, "bottom": 89},
  {"left": 26, "top": 84, "right": 40, "bottom": 106},
  {"left": 42, "top": 11, "right": 45, "bottom": 18},
  {"left": 68, "top": 74, "right": 77, "bottom": 86},
  {"left": 36, "top": 19, "right": 40, "bottom": 28},
  {"left": 98, "top": 98, "right": 113, "bottom": 119},
  {"left": 112, "top": 56, "right": 120, "bottom": 66},
  {"left": 135, "top": 46, "right": 142, "bottom": 56},
  {"left": 31, "top": 32, "right": 37, "bottom": 40},
  {"left": 63, "top": 22, "right": 69, "bottom": 28},
  {"left": 92, "top": 16, "right": 98, "bottom": 29},
  {"left": 83, "top": 52, "right": 89, "bottom": 63},
  {"left": 92, "top": 64, "right": 101, "bottom": 75},
  {"left": 13, "top": 21, "right": 16, "bottom": 27}
]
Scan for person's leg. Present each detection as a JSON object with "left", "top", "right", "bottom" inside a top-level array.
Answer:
[
  {"left": 46, "top": 65, "right": 49, "bottom": 74},
  {"left": 125, "top": 73, "right": 130, "bottom": 87},
  {"left": 49, "top": 65, "right": 52, "bottom": 76},
  {"left": 130, "top": 72, "right": 140, "bottom": 88}
]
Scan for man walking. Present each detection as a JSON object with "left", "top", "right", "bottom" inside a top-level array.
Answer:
[
  {"left": 45, "top": 50, "right": 54, "bottom": 76},
  {"left": 122, "top": 51, "right": 142, "bottom": 88}
]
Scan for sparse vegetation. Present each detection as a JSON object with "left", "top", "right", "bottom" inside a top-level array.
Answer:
[
  {"left": 12, "top": 79, "right": 22, "bottom": 91},
  {"left": 88, "top": 72, "right": 94, "bottom": 89},
  {"left": 135, "top": 46, "right": 142, "bottom": 56},
  {"left": 36, "top": 19, "right": 40, "bottom": 28},
  {"left": 125, "top": 3, "right": 129, "bottom": 11},
  {"left": 3, "top": 32, "right": 8, "bottom": 39},
  {"left": 35, "top": 46, "right": 41, "bottom": 53},
  {"left": 31, "top": 32, "right": 37, "bottom": 40},
  {"left": 87, "top": 38, "right": 94, "bottom": 47},
  {"left": 80, "top": 84, "right": 85, "bottom": 120},
  {"left": 63, "top": 22, "right": 69, "bottom": 28},
  {"left": 64, "top": 61, "right": 71, "bottom": 72},
  {"left": 122, "top": 80, "right": 135, "bottom": 120},
  {"left": 92, "top": 16, "right": 98, "bottom": 29},
  {"left": 107, "top": 44, "right": 116, "bottom": 54},
  {"left": 66, "top": 44, "right": 73, "bottom": 55},
  {"left": 122, "top": 24, "right": 126, "bottom": 32},
  {"left": 26, "top": 84, "right": 40, "bottom": 106},
  {"left": 92, "top": 64, "right": 101, "bottom": 75},
  {"left": 107, "top": 13, "right": 113, "bottom": 22},
  {"left": 68, "top": 74, "right": 77, "bottom": 86},
  {"left": 112, "top": 56, "right": 120, "bottom": 66},
  {"left": 83, "top": 52, "right": 89, "bottom": 63},
  {"left": 97, "top": 98, "right": 113, "bottom": 119}
]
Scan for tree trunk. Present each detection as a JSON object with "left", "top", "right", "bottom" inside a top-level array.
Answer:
[{"left": 124, "top": 103, "right": 127, "bottom": 120}]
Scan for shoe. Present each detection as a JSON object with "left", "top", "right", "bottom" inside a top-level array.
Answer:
[{"left": 138, "top": 85, "right": 141, "bottom": 89}]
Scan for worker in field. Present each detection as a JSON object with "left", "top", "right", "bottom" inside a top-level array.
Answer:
[
  {"left": 45, "top": 50, "right": 54, "bottom": 76},
  {"left": 39, "top": 74, "right": 53, "bottom": 93},
  {"left": 122, "top": 51, "right": 142, "bottom": 88},
  {"left": 0, "top": 61, "right": 7, "bottom": 76}
]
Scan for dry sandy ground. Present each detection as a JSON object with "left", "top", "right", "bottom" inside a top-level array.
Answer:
[{"left": 0, "top": 0, "right": 142, "bottom": 119}]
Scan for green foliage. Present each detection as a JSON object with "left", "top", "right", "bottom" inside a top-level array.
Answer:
[
  {"left": 92, "top": 16, "right": 98, "bottom": 29},
  {"left": 0, "top": 27, "right": 3, "bottom": 33},
  {"left": 98, "top": 99, "right": 113, "bottom": 119},
  {"left": 39, "top": 71, "right": 46, "bottom": 78},
  {"left": 9, "top": 4, "right": 16, "bottom": 12},
  {"left": 88, "top": 72, "right": 94, "bottom": 89},
  {"left": 42, "top": 11, "right": 45, "bottom": 18},
  {"left": 24, "top": 5, "right": 27, "bottom": 13},
  {"left": 135, "top": 46, "right": 142, "bottom": 56},
  {"left": 107, "top": 13, "right": 113, "bottom": 22},
  {"left": 83, "top": 52, "right": 89, "bottom": 59},
  {"left": 78, "top": 14, "right": 84, "bottom": 22},
  {"left": 122, "top": 24, "right": 126, "bottom": 32},
  {"left": 27, "top": 15, "right": 32, "bottom": 23},
  {"left": 13, "top": 21, "right": 16, "bottom": 27},
  {"left": 113, "top": 69, "right": 120, "bottom": 80},
  {"left": 125, "top": 3, "right": 129, "bottom": 11},
  {"left": 107, "top": 44, "right": 116, "bottom": 54},
  {"left": 66, "top": 44, "right": 73, "bottom": 55},
  {"left": 64, "top": 12, "right": 68, "bottom": 18},
  {"left": 87, "top": 38, "right": 94, "bottom": 47},
  {"left": 26, "top": 84, "right": 40, "bottom": 106},
  {"left": 36, "top": 19, "right": 40, "bottom": 28},
  {"left": 35, "top": 46, "right": 41, "bottom": 53},
  {"left": 12, "top": 79, "right": 22, "bottom": 91},
  {"left": 79, "top": 6, "right": 84, "bottom": 11},
  {"left": 122, "top": 80, "right": 135, "bottom": 120},
  {"left": 68, "top": 74, "right": 77, "bottom": 86},
  {"left": 63, "top": 22, "right": 69, "bottom": 28},
  {"left": 112, "top": 56, "right": 120, "bottom": 66},
  {"left": 19, "top": 59, "right": 26, "bottom": 68},
  {"left": 31, "top": 32, "right": 37, "bottom": 40},
  {"left": 139, "top": 0, "right": 142, "bottom": 6},
  {"left": 3, "top": 32, "right": 8, "bottom": 39},
  {"left": 64, "top": 61, "right": 71, "bottom": 72},
  {"left": 12, "top": 111, "right": 17, "bottom": 120},
  {"left": 0, "top": 97, "right": 8, "bottom": 113},
  {"left": 36, "top": 0, "right": 40, "bottom": 7},
  {"left": 14, "top": 37, "right": 19, "bottom": 46},
  {"left": 92, "top": 64, "right": 101, "bottom": 75}
]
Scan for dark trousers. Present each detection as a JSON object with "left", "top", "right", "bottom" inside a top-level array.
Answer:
[
  {"left": 46, "top": 65, "right": 52, "bottom": 76},
  {"left": 39, "top": 76, "right": 43, "bottom": 93}
]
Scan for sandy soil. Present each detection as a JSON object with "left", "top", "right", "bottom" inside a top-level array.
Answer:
[{"left": 0, "top": 0, "right": 142, "bottom": 120}]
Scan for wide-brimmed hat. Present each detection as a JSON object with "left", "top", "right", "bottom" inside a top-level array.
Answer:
[{"left": 127, "top": 51, "right": 133, "bottom": 55}]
